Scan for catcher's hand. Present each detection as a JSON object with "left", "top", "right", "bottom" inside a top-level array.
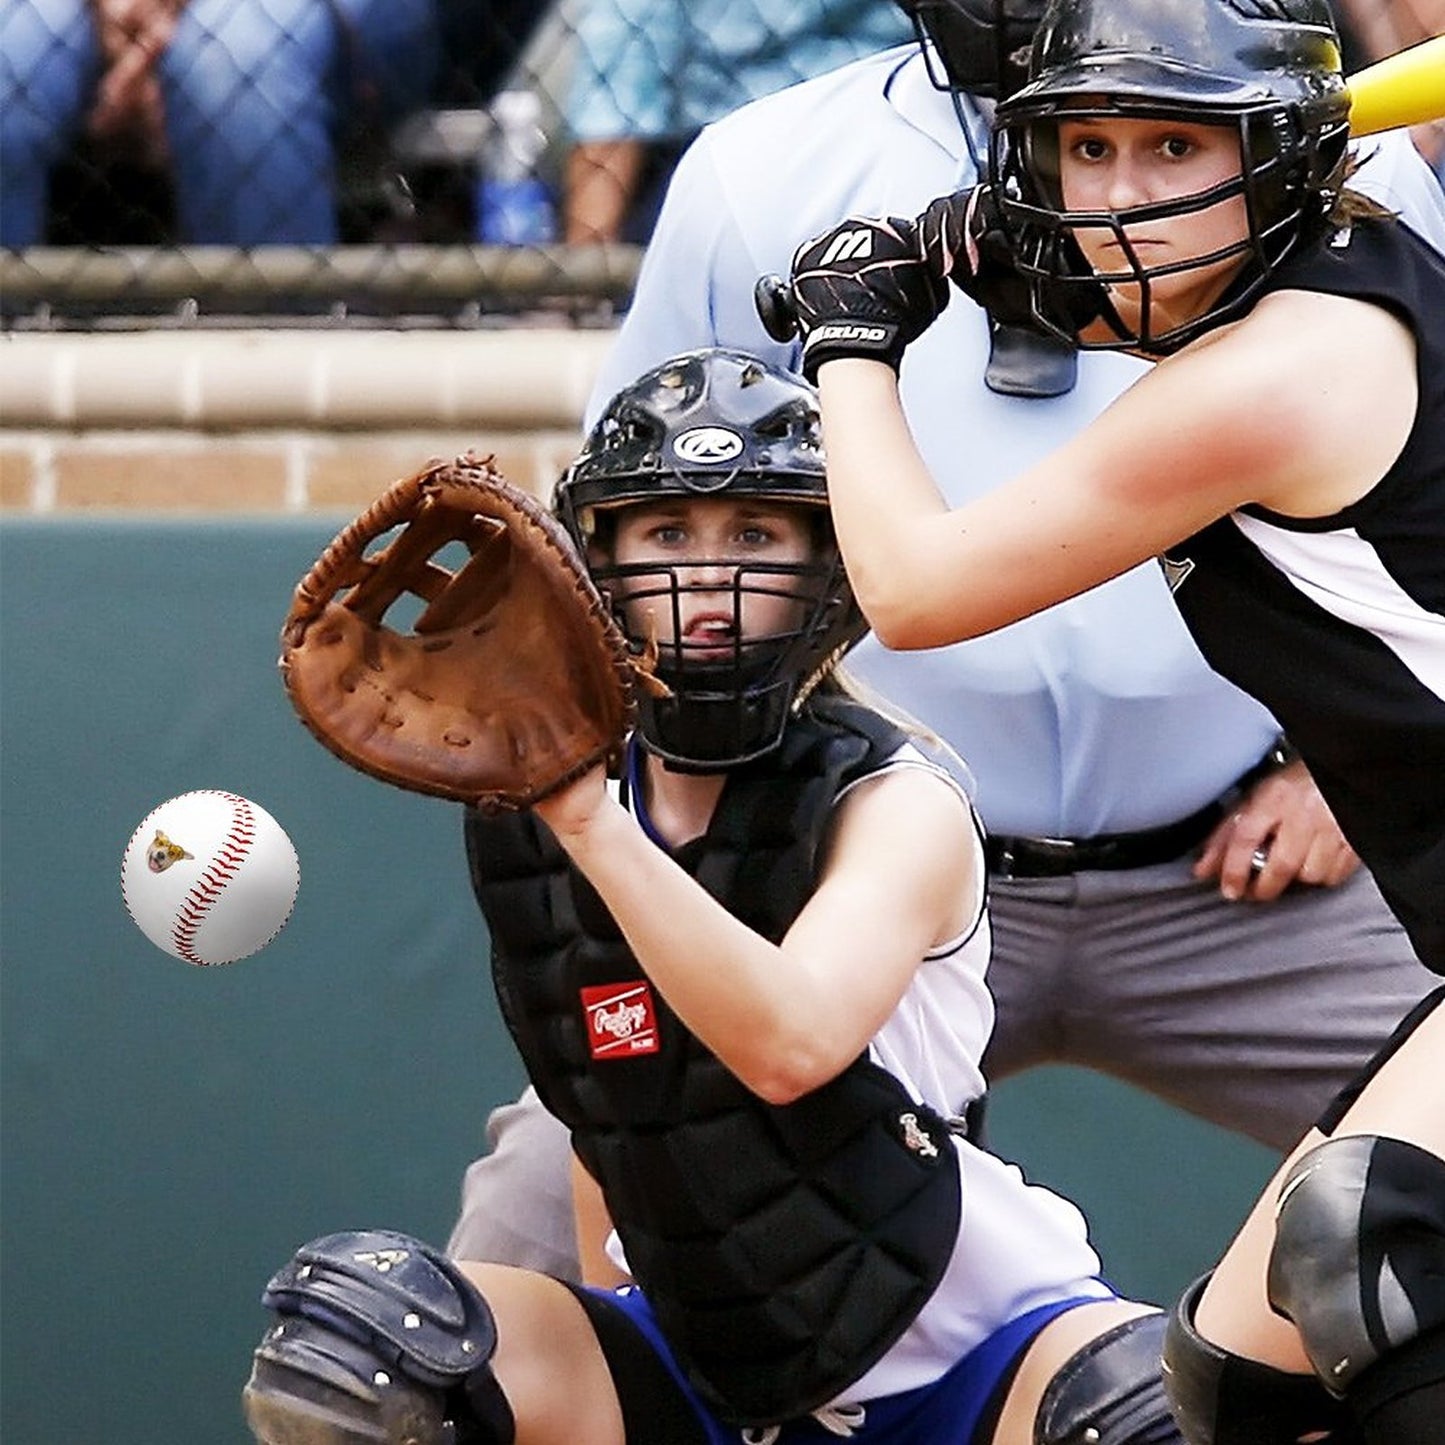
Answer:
[
  {"left": 755, "top": 214, "right": 948, "bottom": 382},
  {"left": 280, "top": 455, "right": 659, "bottom": 813}
]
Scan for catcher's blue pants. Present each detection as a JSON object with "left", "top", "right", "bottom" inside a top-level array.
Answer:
[{"left": 591, "top": 1283, "right": 1101, "bottom": 1445}]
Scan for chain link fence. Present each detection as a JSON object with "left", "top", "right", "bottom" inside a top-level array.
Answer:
[{"left": 1, "top": 0, "right": 915, "bottom": 330}]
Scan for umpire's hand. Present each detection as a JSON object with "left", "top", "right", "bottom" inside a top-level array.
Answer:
[{"left": 754, "top": 215, "right": 948, "bottom": 383}]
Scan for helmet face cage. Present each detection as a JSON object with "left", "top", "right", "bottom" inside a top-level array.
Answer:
[
  {"left": 555, "top": 349, "right": 866, "bottom": 771},
  {"left": 991, "top": 0, "right": 1350, "bottom": 354},
  {"left": 898, "top": 0, "right": 1047, "bottom": 99},
  {"left": 591, "top": 542, "right": 858, "bottom": 771}
]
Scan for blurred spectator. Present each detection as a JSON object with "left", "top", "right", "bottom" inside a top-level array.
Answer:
[
  {"left": 2, "top": 0, "right": 95, "bottom": 244},
  {"left": 1, "top": 0, "right": 548, "bottom": 248},
  {"left": 562, "top": 0, "right": 913, "bottom": 244},
  {"left": 1332, "top": 0, "right": 1445, "bottom": 184}
]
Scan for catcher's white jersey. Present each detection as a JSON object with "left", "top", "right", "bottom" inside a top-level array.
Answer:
[
  {"left": 613, "top": 744, "right": 1114, "bottom": 1406},
  {"left": 842, "top": 750, "right": 1113, "bottom": 1404}
]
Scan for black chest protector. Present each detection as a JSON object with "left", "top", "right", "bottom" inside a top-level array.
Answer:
[{"left": 464, "top": 696, "right": 963, "bottom": 1426}]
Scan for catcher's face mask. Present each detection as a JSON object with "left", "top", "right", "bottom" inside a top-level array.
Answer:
[
  {"left": 591, "top": 496, "right": 851, "bottom": 772},
  {"left": 609, "top": 498, "right": 815, "bottom": 656},
  {"left": 556, "top": 348, "right": 867, "bottom": 772}
]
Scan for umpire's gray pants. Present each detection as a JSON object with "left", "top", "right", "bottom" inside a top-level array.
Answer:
[{"left": 446, "top": 862, "right": 1435, "bottom": 1276}]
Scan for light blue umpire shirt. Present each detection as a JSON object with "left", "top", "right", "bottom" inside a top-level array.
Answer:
[{"left": 586, "top": 44, "right": 1445, "bottom": 840}]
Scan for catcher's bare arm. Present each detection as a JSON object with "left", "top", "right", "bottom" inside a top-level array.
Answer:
[{"left": 280, "top": 455, "right": 653, "bottom": 813}]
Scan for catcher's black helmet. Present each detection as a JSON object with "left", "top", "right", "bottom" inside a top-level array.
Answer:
[
  {"left": 895, "top": 0, "right": 1048, "bottom": 98},
  {"left": 991, "top": 0, "right": 1351, "bottom": 354},
  {"left": 555, "top": 349, "right": 866, "bottom": 771}
]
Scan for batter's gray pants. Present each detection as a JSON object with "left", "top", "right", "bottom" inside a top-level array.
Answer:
[{"left": 446, "top": 862, "right": 1435, "bottom": 1277}]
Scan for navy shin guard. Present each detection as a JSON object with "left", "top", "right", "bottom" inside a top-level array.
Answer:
[{"left": 242, "top": 1230, "right": 514, "bottom": 1445}]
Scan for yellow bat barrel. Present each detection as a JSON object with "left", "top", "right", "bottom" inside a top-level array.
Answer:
[{"left": 1347, "top": 34, "right": 1445, "bottom": 137}]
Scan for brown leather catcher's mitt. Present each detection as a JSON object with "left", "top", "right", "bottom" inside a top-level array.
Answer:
[{"left": 281, "top": 455, "right": 647, "bottom": 812}]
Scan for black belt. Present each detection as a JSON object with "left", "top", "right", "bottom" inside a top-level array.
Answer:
[{"left": 984, "top": 738, "right": 1297, "bottom": 879}]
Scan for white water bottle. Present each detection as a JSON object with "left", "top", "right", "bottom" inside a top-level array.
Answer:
[{"left": 476, "top": 90, "right": 557, "bottom": 245}]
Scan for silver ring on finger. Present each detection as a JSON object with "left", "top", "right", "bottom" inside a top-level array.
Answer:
[{"left": 1249, "top": 847, "right": 1270, "bottom": 876}]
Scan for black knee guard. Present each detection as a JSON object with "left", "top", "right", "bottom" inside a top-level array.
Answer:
[
  {"left": 1267, "top": 1135, "right": 1445, "bottom": 1398},
  {"left": 1162, "top": 1274, "right": 1360, "bottom": 1444},
  {"left": 1034, "top": 1311, "right": 1180, "bottom": 1444},
  {"left": 241, "top": 1230, "right": 515, "bottom": 1445}
]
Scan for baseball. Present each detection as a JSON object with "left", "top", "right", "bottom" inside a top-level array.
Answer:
[{"left": 121, "top": 791, "right": 299, "bottom": 966}]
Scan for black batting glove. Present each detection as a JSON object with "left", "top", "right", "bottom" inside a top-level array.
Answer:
[
  {"left": 754, "top": 214, "right": 948, "bottom": 383},
  {"left": 918, "top": 184, "right": 1106, "bottom": 335},
  {"left": 917, "top": 185, "right": 1036, "bottom": 330}
]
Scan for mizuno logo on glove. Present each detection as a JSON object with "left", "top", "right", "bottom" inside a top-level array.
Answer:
[
  {"left": 807, "top": 323, "right": 891, "bottom": 347},
  {"left": 818, "top": 229, "right": 876, "bottom": 265}
]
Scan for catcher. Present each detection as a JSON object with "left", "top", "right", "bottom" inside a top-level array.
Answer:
[{"left": 244, "top": 349, "right": 1182, "bottom": 1445}]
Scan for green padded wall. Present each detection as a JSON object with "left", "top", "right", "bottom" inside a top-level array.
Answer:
[
  {"left": 0, "top": 517, "right": 1276, "bottom": 1444},
  {"left": 1, "top": 517, "right": 526, "bottom": 1444}
]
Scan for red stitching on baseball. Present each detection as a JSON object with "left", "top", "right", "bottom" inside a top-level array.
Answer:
[{"left": 171, "top": 791, "right": 255, "bottom": 965}]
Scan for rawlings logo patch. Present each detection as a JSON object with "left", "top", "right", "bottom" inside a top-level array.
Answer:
[
  {"left": 582, "top": 982, "right": 660, "bottom": 1059},
  {"left": 673, "top": 426, "right": 745, "bottom": 465}
]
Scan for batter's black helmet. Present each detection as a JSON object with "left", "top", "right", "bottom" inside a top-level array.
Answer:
[
  {"left": 896, "top": 0, "right": 1048, "bottom": 98},
  {"left": 991, "top": 0, "right": 1352, "bottom": 353},
  {"left": 555, "top": 349, "right": 866, "bottom": 771}
]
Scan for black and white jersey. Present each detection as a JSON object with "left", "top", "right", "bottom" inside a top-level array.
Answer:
[{"left": 1164, "top": 218, "right": 1445, "bottom": 971}]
